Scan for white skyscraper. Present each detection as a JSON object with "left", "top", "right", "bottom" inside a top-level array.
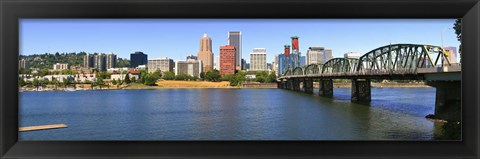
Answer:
[{"left": 249, "top": 48, "right": 267, "bottom": 71}]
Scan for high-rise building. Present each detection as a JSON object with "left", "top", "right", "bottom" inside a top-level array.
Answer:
[
  {"left": 94, "top": 53, "right": 106, "bottom": 71},
  {"left": 250, "top": 48, "right": 267, "bottom": 71},
  {"left": 344, "top": 52, "right": 361, "bottom": 58},
  {"left": 130, "top": 51, "right": 148, "bottom": 68},
  {"left": 228, "top": 31, "right": 242, "bottom": 71},
  {"left": 220, "top": 45, "right": 236, "bottom": 75},
  {"left": 241, "top": 58, "right": 246, "bottom": 70},
  {"left": 267, "top": 63, "right": 272, "bottom": 70},
  {"left": 147, "top": 57, "right": 175, "bottom": 73},
  {"left": 306, "top": 47, "right": 325, "bottom": 65},
  {"left": 175, "top": 59, "right": 203, "bottom": 77},
  {"left": 106, "top": 53, "right": 117, "bottom": 69},
  {"left": 325, "top": 49, "right": 333, "bottom": 61},
  {"left": 278, "top": 54, "right": 289, "bottom": 76},
  {"left": 306, "top": 47, "right": 333, "bottom": 65},
  {"left": 19, "top": 59, "right": 30, "bottom": 70},
  {"left": 214, "top": 55, "right": 220, "bottom": 70},
  {"left": 53, "top": 63, "right": 69, "bottom": 70},
  {"left": 83, "top": 54, "right": 94, "bottom": 68},
  {"left": 198, "top": 33, "right": 214, "bottom": 72},
  {"left": 272, "top": 61, "right": 277, "bottom": 73},
  {"left": 444, "top": 46, "right": 458, "bottom": 64},
  {"left": 300, "top": 56, "right": 306, "bottom": 67}
]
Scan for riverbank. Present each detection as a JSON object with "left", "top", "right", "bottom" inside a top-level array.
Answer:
[{"left": 19, "top": 80, "right": 432, "bottom": 92}]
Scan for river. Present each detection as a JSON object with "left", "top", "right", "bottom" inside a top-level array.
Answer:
[{"left": 19, "top": 88, "right": 441, "bottom": 140}]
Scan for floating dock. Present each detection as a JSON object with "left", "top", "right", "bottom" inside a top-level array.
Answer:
[{"left": 19, "top": 124, "right": 67, "bottom": 132}]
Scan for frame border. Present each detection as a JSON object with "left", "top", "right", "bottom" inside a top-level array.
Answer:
[{"left": 1, "top": 0, "right": 479, "bottom": 158}]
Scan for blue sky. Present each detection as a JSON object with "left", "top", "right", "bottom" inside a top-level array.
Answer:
[{"left": 20, "top": 19, "right": 460, "bottom": 63}]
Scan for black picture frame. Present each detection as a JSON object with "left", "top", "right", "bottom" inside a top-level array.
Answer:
[{"left": 1, "top": 0, "right": 479, "bottom": 158}]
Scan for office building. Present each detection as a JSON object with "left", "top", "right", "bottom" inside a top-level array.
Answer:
[
  {"left": 175, "top": 59, "right": 203, "bottom": 77},
  {"left": 214, "top": 55, "right": 220, "bottom": 70},
  {"left": 300, "top": 56, "right": 306, "bottom": 67},
  {"left": 220, "top": 45, "right": 236, "bottom": 75},
  {"left": 147, "top": 57, "right": 175, "bottom": 73},
  {"left": 94, "top": 53, "right": 106, "bottom": 71},
  {"left": 130, "top": 51, "right": 148, "bottom": 68},
  {"left": 241, "top": 58, "right": 246, "bottom": 70},
  {"left": 272, "top": 61, "right": 277, "bottom": 73},
  {"left": 53, "top": 63, "right": 68, "bottom": 70},
  {"left": 325, "top": 49, "right": 333, "bottom": 61},
  {"left": 83, "top": 54, "right": 94, "bottom": 68},
  {"left": 344, "top": 52, "right": 361, "bottom": 58},
  {"left": 228, "top": 31, "right": 242, "bottom": 70},
  {"left": 198, "top": 33, "right": 214, "bottom": 72},
  {"left": 19, "top": 59, "right": 30, "bottom": 70},
  {"left": 106, "top": 53, "right": 117, "bottom": 69},
  {"left": 444, "top": 46, "right": 458, "bottom": 64},
  {"left": 249, "top": 48, "right": 267, "bottom": 71},
  {"left": 306, "top": 47, "right": 332, "bottom": 65}
]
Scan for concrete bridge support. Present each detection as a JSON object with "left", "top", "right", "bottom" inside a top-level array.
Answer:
[
  {"left": 293, "top": 78, "right": 301, "bottom": 91},
  {"left": 426, "top": 81, "right": 461, "bottom": 121},
  {"left": 285, "top": 79, "right": 292, "bottom": 90},
  {"left": 319, "top": 79, "right": 333, "bottom": 97},
  {"left": 351, "top": 79, "right": 371, "bottom": 104},
  {"left": 303, "top": 78, "right": 314, "bottom": 94}
]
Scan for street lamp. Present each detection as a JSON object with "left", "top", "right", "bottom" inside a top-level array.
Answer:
[{"left": 441, "top": 27, "right": 453, "bottom": 67}]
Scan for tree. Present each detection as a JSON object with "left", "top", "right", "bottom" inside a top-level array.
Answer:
[
  {"left": 112, "top": 79, "right": 117, "bottom": 85},
  {"left": 144, "top": 72, "right": 160, "bottom": 86},
  {"left": 19, "top": 78, "right": 26, "bottom": 87},
  {"left": 32, "top": 78, "right": 40, "bottom": 90},
  {"left": 205, "top": 70, "right": 221, "bottom": 82},
  {"left": 39, "top": 68, "right": 50, "bottom": 77},
  {"left": 162, "top": 71, "right": 176, "bottom": 80},
  {"left": 124, "top": 73, "right": 131, "bottom": 84},
  {"left": 267, "top": 72, "right": 277, "bottom": 83},
  {"left": 453, "top": 18, "right": 462, "bottom": 55},
  {"left": 63, "top": 77, "right": 71, "bottom": 88},
  {"left": 96, "top": 77, "right": 104, "bottom": 89},
  {"left": 200, "top": 72, "right": 205, "bottom": 80}
]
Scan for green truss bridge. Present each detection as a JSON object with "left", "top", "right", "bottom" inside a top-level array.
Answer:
[{"left": 277, "top": 43, "right": 461, "bottom": 121}]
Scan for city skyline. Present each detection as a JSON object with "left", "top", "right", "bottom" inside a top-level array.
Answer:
[{"left": 20, "top": 19, "right": 461, "bottom": 63}]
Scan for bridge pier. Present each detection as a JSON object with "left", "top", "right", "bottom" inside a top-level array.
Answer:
[
  {"left": 303, "top": 78, "right": 314, "bottom": 94},
  {"left": 293, "top": 78, "right": 301, "bottom": 91},
  {"left": 319, "top": 79, "right": 333, "bottom": 97},
  {"left": 426, "top": 81, "right": 461, "bottom": 121},
  {"left": 351, "top": 79, "right": 371, "bottom": 104},
  {"left": 285, "top": 80, "right": 291, "bottom": 90}
]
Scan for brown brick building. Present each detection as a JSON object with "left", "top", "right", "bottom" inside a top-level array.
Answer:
[{"left": 220, "top": 45, "right": 236, "bottom": 75}]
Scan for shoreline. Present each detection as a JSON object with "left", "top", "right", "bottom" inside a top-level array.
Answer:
[{"left": 19, "top": 81, "right": 432, "bottom": 92}]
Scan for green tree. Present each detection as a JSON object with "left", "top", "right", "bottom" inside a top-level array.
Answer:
[
  {"left": 124, "top": 73, "right": 131, "bottom": 84},
  {"left": 453, "top": 18, "right": 462, "bottom": 55},
  {"left": 267, "top": 72, "right": 277, "bottom": 83},
  {"left": 200, "top": 72, "right": 205, "bottom": 80},
  {"left": 32, "top": 78, "right": 40, "bottom": 90},
  {"left": 19, "top": 78, "right": 26, "bottom": 87},
  {"left": 111, "top": 79, "right": 117, "bottom": 85},
  {"left": 144, "top": 72, "right": 160, "bottom": 86},
  {"left": 96, "top": 77, "right": 104, "bottom": 89},
  {"left": 162, "top": 71, "right": 176, "bottom": 80},
  {"left": 62, "top": 77, "right": 71, "bottom": 88},
  {"left": 205, "top": 70, "right": 221, "bottom": 82},
  {"left": 39, "top": 68, "right": 50, "bottom": 77}
]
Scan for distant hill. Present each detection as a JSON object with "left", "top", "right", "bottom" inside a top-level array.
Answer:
[{"left": 19, "top": 52, "right": 130, "bottom": 69}]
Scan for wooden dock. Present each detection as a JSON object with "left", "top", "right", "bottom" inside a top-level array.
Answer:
[{"left": 19, "top": 124, "right": 67, "bottom": 132}]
